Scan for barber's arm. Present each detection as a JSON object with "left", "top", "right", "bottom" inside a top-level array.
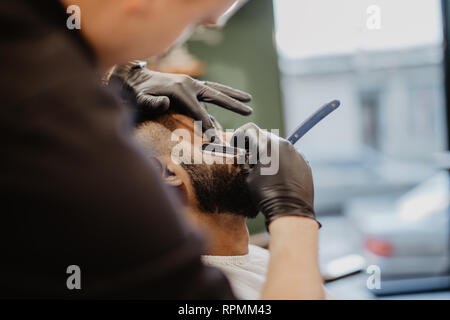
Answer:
[
  {"left": 232, "top": 123, "right": 325, "bottom": 300},
  {"left": 265, "top": 217, "right": 323, "bottom": 299}
]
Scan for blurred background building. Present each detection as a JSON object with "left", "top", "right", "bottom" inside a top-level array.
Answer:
[{"left": 274, "top": 0, "right": 447, "bottom": 216}]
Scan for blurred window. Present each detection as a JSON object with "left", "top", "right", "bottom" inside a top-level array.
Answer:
[{"left": 273, "top": 0, "right": 447, "bottom": 215}]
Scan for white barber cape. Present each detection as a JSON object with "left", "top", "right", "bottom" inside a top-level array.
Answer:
[
  {"left": 201, "top": 244, "right": 268, "bottom": 300},
  {"left": 201, "top": 244, "right": 335, "bottom": 300}
]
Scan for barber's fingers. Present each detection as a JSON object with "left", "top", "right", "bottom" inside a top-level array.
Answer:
[
  {"left": 232, "top": 123, "right": 281, "bottom": 165},
  {"left": 136, "top": 93, "right": 170, "bottom": 114},
  {"left": 296, "top": 149, "right": 312, "bottom": 169},
  {"left": 175, "top": 89, "right": 223, "bottom": 143},
  {"left": 204, "top": 81, "right": 252, "bottom": 103},
  {"left": 231, "top": 122, "right": 263, "bottom": 154},
  {"left": 197, "top": 86, "right": 253, "bottom": 116}
]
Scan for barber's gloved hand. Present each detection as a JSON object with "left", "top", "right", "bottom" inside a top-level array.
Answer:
[
  {"left": 109, "top": 61, "right": 253, "bottom": 141},
  {"left": 231, "top": 123, "right": 320, "bottom": 231}
]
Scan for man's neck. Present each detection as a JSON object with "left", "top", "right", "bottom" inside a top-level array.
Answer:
[{"left": 189, "top": 209, "right": 249, "bottom": 256}]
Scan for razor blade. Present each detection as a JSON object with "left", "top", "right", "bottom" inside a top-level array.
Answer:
[{"left": 201, "top": 143, "right": 247, "bottom": 158}]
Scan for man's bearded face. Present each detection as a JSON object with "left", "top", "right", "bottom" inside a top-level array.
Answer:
[{"left": 181, "top": 162, "right": 259, "bottom": 218}]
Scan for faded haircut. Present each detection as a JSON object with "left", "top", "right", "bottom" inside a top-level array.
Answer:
[{"left": 134, "top": 113, "right": 179, "bottom": 157}]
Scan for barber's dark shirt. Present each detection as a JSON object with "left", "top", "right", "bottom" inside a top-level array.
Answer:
[{"left": 0, "top": 0, "right": 234, "bottom": 299}]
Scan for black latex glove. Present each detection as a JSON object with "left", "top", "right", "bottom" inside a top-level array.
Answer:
[
  {"left": 231, "top": 123, "right": 320, "bottom": 230},
  {"left": 109, "top": 61, "right": 253, "bottom": 141}
]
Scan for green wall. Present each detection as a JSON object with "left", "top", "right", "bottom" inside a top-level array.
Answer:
[
  {"left": 187, "top": 0, "right": 284, "bottom": 233},
  {"left": 187, "top": 0, "right": 284, "bottom": 134}
]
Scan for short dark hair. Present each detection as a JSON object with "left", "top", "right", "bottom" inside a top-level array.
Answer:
[{"left": 134, "top": 113, "right": 180, "bottom": 157}]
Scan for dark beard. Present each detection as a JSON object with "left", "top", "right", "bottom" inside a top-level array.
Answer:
[{"left": 181, "top": 163, "right": 259, "bottom": 219}]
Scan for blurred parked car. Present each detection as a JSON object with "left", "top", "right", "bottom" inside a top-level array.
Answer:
[{"left": 345, "top": 171, "right": 449, "bottom": 278}]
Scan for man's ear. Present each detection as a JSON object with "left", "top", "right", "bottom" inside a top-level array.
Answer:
[{"left": 162, "top": 161, "right": 184, "bottom": 187}]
